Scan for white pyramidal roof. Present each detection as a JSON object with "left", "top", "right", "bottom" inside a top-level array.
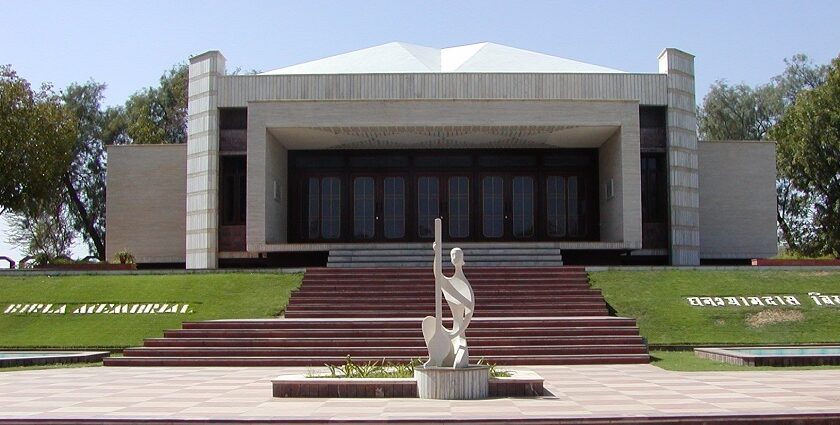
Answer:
[{"left": 261, "top": 42, "right": 623, "bottom": 75}]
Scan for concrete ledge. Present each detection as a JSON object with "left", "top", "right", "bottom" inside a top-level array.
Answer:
[
  {"left": 752, "top": 259, "right": 840, "bottom": 267},
  {"left": 272, "top": 370, "right": 544, "bottom": 398}
]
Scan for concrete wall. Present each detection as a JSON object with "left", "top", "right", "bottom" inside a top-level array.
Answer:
[
  {"left": 598, "top": 131, "right": 623, "bottom": 241},
  {"left": 105, "top": 145, "right": 186, "bottom": 264},
  {"left": 218, "top": 73, "right": 668, "bottom": 106},
  {"left": 699, "top": 141, "right": 778, "bottom": 259},
  {"left": 265, "top": 133, "right": 287, "bottom": 244},
  {"left": 246, "top": 99, "right": 642, "bottom": 252}
]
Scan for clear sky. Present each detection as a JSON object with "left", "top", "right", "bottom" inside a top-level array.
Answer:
[{"left": 1, "top": 0, "right": 839, "bottom": 261}]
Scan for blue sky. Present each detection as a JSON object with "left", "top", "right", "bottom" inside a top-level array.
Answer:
[{"left": 1, "top": 0, "right": 839, "bottom": 260}]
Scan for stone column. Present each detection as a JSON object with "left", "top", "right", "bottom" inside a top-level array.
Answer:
[
  {"left": 659, "top": 48, "right": 700, "bottom": 266},
  {"left": 186, "top": 51, "right": 225, "bottom": 269}
]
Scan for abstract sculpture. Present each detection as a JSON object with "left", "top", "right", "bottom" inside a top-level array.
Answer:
[{"left": 422, "top": 218, "right": 475, "bottom": 368}]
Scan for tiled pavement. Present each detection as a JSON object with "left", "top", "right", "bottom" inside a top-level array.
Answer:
[{"left": 1, "top": 364, "right": 839, "bottom": 423}]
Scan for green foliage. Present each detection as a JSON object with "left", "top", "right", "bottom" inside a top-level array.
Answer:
[
  {"left": 118, "top": 64, "right": 188, "bottom": 145},
  {"left": 61, "top": 81, "right": 108, "bottom": 259},
  {"left": 314, "top": 356, "right": 510, "bottom": 379},
  {"left": 590, "top": 270, "right": 840, "bottom": 345},
  {"left": 112, "top": 249, "right": 135, "bottom": 264},
  {"left": 0, "top": 273, "right": 301, "bottom": 348},
  {"left": 697, "top": 81, "right": 781, "bottom": 141},
  {"left": 770, "top": 56, "right": 840, "bottom": 258},
  {"left": 6, "top": 197, "right": 76, "bottom": 264},
  {"left": 0, "top": 65, "right": 76, "bottom": 215}
]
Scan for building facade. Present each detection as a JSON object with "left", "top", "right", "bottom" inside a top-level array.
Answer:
[{"left": 105, "top": 43, "right": 778, "bottom": 268}]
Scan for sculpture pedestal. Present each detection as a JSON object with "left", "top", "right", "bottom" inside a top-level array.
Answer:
[{"left": 414, "top": 366, "right": 489, "bottom": 400}]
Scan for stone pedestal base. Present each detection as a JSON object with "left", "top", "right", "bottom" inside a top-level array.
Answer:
[{"left": 414, "top": 366, "right": 489, "bottom": 400}]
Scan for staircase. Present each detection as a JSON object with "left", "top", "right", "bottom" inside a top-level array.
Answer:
[
  {"left": 105, "top": 267, "right": 649, "bottom": 367},
  {"left": 328, "top": 244, "right": 563, "bottom": 267}
]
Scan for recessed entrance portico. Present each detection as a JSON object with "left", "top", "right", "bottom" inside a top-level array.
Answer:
[{"left": 245, "top": 99, "right": 643, "bottom": 253}]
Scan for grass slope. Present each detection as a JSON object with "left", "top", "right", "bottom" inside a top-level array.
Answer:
[
  {"left": 590, "top": 270, "right": 840, "bottom": 345},
  {"left": 0, "top": 273, "right": 301, "bottom": 348}
]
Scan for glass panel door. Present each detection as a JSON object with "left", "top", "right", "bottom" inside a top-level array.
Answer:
[
  {"left": 546, "top": 176, "right": 567, "bottom": 237},
  {"left": 448, "top": 176, "right": 470, "bottom": 239},
  {"left": 353, "top": 177, "right": 375, "bottom": 239},
  {"left": 320, "top": 177, "right": 341, "bottom": 240},
  {"left": 383, "top": 176, "right": 405, "bottom": 239},
  {"left": 512, "top": 176, "right": 534, "bottom": 238},
  {"left": 482, "top": 175, "right": 504, "bottom": 238},
  {"left": 417, "top": 176, "right": 439, "bottom": 239}
]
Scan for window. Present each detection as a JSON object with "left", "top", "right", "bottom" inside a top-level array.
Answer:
[
  {"left": 482, "top": 176, "right": 504, "bottom": 238},
  {"left": 417, "top": 176, "right": 439, "bottom": 238},
  {"left": 512, "top": 176, "right": 534, "bottom": 237},
  {"left": 220, "top": 156, "right": 246, "bottom": 226},
  {"left": 320, "top": 177, "right": 341, "bottom": 239},
  {"left": 641, "top": 154, "right": 666, "bottom": 223},
  {"left": 383, "top": 177, "right": 405, "bottom": 239},
  {"left": 448, "top": 176, "right": 470, "bottom": 238},
  {"left": 546, "top": 176, "right": 567, "bottom": 237},
  {"left": 306, "top": 176, "right": 341, "bottom": 240},
  {"left": 353, "top": 177, "right": 374, "bottom": 239}
]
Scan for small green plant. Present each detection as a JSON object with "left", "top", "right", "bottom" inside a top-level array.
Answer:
[
  {"left": 311, "top": 356, "right": 511, "bottom": 378},
  {"left": 477, "top": 357, "right": 512, "bottom": 378},
  {"left": 113, "top": 249, "right": 135, "bottom": 264}
]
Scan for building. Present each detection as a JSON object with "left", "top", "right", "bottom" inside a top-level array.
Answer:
[{"left": 105, "top": 42, "right": 778, "bottom": 269}]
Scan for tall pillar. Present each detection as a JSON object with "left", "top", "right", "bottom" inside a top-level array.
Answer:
[
  {"left": 186, "top": 51, "right": 225, "bottom": 269},
  {"left": 659, "top": 49, "right": 700, "bottom": 265}
]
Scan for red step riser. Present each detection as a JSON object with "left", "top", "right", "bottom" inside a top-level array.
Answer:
[
  {"left": 180, "top": 318, "right": 637, "bottom": 329},
  {"left": 304, "top": 267, "right": 586, "bottom": 273},
  {"left": 301, "top": 276, "right": 589, "bottom": 282},
  {"left": 286, "top": 301, "right": 606, "bottom": 309},
  {"left": 301, "top": 275, "right": 588, "bottom": 281},
  {"left": 291, "top": 289, "right": 601, "bottom": 297},
  {"left": 124, "top": 346, "right": 648, "bottom": 357},
  {"left": 144, "top": 336, "right": 644, "bottom": 348},
  {"left": 289, "top": 295, "right": 604, "bottom": 302},
  {"left": 105, "top": 355, "right": 648, "bottom": 367},
  {"left": 305, "top": 274, "right": 587, "bottom": 279},
  {"left": 165, "top": 328, "right": 640, "bottom": 339},
  {"left": 296, "top": 285, "right": 591, "bottom": 291},
  {"left": 285, "top": 310, "right": 607, "bottom": 319}
]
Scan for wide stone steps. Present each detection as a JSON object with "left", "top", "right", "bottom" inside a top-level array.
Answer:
[
  {"left": 162, "top": 326, "right": 643, "bottom": 339},
  {"left": 143, "top": 335, "right": 645, "bottom": 348},
  {"left": 327, "top": 247, "right": 563, "bottom": 268},
  {"left": 105, "top": 267, "right": 650, "bottom": 367}
]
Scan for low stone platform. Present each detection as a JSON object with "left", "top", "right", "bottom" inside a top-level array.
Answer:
[
  {"left": 272, "top": 370, "right": 543, "bottom": 398},
  {"left": 2, "top": 364, "right": 840, "bottom": 423}
]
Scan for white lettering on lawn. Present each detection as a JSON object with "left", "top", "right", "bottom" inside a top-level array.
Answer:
[{"left": 3, "top": 303, "right": 192, "bottom": 315}]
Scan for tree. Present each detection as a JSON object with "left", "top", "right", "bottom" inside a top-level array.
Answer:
[
  {"left": 770, "top": 56, "right": 840, "bottom": 258},
  {"left": 61, "top": 81, "right": 108, "bottom": 260},
  {"left": 697, "top": 81, "right": 781, "bottom": 141},
  {"left": 0, "top": 65, "right": 76, "bottom": 216},
  {"left": 6, "top": 196, "right": 76, "bottom": 265},
  {"left": 119, "top": 64, "right": 188, "bottom": 144}
]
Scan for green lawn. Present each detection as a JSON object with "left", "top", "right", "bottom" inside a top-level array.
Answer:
[
  {"left": 590, "top": 270, "right": 840, "bottom": 345},
  {"left": 0, "top": 273, "right": 301, "bottom": 349}
]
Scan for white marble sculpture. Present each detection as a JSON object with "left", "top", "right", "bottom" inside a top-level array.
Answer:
[{"left": 422, "top": 218, "right": 475, "bottom": 368}]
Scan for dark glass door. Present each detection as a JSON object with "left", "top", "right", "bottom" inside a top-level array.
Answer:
[
  {"left": 351, "top": 175, "right": 407, "bottom": 241},
  {"left": 545, "top": 173, "right": 590, "bottom": 239},
  {"left": 479, "top": 174, "right": 536, "bottom": 240}
]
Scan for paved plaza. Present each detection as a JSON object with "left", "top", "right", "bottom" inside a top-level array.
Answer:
[{"left": 1, "top": 364, "right": 839, "bottom": 422}]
